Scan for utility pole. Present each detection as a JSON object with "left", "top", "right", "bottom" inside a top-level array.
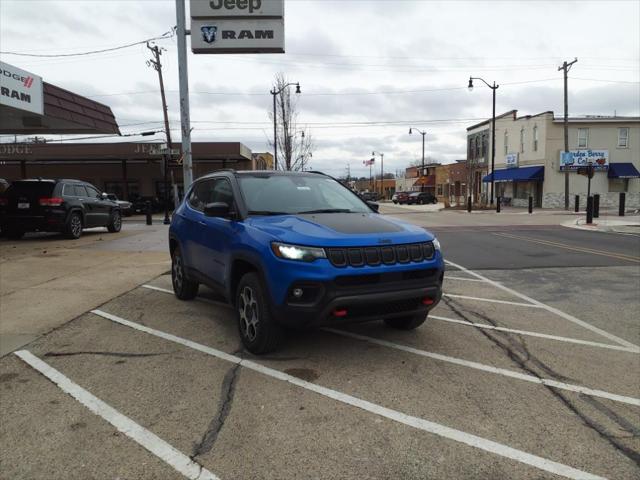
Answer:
[
  {"left": 409, "top": 128, "right": 426, "bottom": 192},
  {"left": 372, "top": 152, "right": 384, "bottom": 198},
  {"left": 147, "top": 42, "right": 172, "bottom": 225},
  {"left": 176, "top": 1, "right": 193, "bottom": 189},
  {"left": 559, "top": 58, "right": 578, "bottom": 210}
]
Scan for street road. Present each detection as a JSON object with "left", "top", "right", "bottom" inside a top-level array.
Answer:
[{"left": 1, "top": 210, "right": 639, "bottom": 480}]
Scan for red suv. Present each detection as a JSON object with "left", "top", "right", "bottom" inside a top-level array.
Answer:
[{"left": 392, "top": 192, "right": 410, "bottom": 204}]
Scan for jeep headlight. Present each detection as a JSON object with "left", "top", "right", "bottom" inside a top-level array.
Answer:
[
  {"left": 432, "top": 238, "right": 441, "bottom": 251},
  {"left": 271, "top": 242, "right": 327, "bottom": 262}
]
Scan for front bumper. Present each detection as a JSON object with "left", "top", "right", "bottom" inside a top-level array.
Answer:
[{"left": 270, "top": 267, "right": 444, "bottom": 328}]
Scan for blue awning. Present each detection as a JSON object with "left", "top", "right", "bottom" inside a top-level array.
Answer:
[
  {"left": 483, "top": 166, "right": 544, "bottom": 183},
  {"left": 608, "top": 163, "right": 640, "bottom": 179}
]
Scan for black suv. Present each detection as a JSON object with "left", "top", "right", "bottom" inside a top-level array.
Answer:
[{"left": 0, "top": 179, "right": 122, "bottom": 239}]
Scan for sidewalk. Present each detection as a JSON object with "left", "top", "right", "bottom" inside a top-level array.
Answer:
[
  {"left": 562, "top": 216, "right": 640, "bottom": 235},
  {"left": 0, "top": 224, "right": 171, "bottom": 356}
]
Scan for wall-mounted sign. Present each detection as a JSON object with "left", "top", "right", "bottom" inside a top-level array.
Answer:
[
  {"left": 505, "top": 153, "right": 518, "bottom": 169},
  {"left": 559, "top": 149, "right": 609, "bottom": 171},
  {"left": 0, "top": 61, "right": 44, "bottom": 115},
  {"left": 190, "top": 0, "right": 285, "bottom": 54}
]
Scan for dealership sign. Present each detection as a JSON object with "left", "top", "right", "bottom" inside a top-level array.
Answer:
[
  {"left": 505, "top": 153, "right": 518, "bottom": 169},
  {"left": 559, "top": 149, "right": 609, "bottom": 171},
  {"left": 190, "top": 0, "right": 285, "bottom": 54},
  {"left": 0, "top": 61, "right": 44, "bottom": 115}
]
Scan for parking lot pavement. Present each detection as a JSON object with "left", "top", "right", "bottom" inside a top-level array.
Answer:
[
  {"left": 0, "top": 224, "right": 170, "bottom": 356},
  {"left": 2, "top": 251, "right": 639, "bottom": 480}
]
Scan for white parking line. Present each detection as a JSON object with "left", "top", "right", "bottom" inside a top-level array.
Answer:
[
  {"left": 445, "top": 276, "right": 487, "bottom": 283},
  {"left": 14, "top": 350, "right": 219, "bottom": 480},
  {"left": 430, "top": 315, "right": 639, "bottom": 354},
  {"left": 91, "top": 309, "right": 606, "bottom": 480},
  {"left": 323, "top": 328, "right": 639, "bottom": 406},
  {"left": 445, "top": 260, "right": 640, "bottom": 352},
  {"left": 443, "top": 293, "right": 543, "bottom": 308}
]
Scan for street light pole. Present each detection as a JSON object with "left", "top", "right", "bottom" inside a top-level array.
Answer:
[
  {"left": 409, "top": 128, "right": 427, "bottom": 192},
  {"left": 468, "top": 77, "right": 499, "bottom": 205},
  {"left": 270, "top": 82, "right": 301, "bottom": 170}
]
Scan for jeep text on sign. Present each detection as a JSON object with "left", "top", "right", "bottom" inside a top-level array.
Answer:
[
  {"left": 190, "top": 0, "right": 284, "bottom": 18},
  {"left": 191, "top": 18, "right": 284, "bottom": 54},
  {"left": 0, "top": 61, "right": 44, "bottom": 116}
]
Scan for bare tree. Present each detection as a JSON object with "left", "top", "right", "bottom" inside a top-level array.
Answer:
[{"left": 269, "top": 73, "right": 313, "bottom": 171}]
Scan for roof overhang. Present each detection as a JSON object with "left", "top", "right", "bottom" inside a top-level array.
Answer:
[{"left": 0, "top": 82, "right": 120, "bottom": 135}]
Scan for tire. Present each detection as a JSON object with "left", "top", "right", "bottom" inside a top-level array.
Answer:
[
  {"left": 107, "top": 210, "right": 122, "bottom": 233},
  {"left": 64, "top": 212, "right": 83, "bottom": 239},
  {"left": 171, "top": 247, "right": 199, "bottom": 300},
  {"left": 236, "top": 272, "right": 284, "bottom": 355},
  {"left": 5, "top": 227, "right": 24, "bottom": 240},
  {"left": 384, "top": 313, "right": 427, "bottom": 330}
]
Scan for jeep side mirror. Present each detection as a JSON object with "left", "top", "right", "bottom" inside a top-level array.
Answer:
[
  {"left": 367, "top": 201, "right": 379, "bottom": 213},
  {"left": 101, "top": 192, "right": 109, "bottom": 200},
  {"left": 204, "top": 202, "right": 231, "bottom": 218}
]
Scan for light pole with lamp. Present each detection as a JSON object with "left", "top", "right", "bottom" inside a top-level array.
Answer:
[
  {"left": 468, "top": 76, "right": 499, "bottom": 205},
  {"left": 372, "top": 151, "right": 384, "bottom": 199},
  {"left": 270, "top": 82, "right": 301, "bottom": 170},
  {"left": 409, "top": 128, "right": 426, "bottom": 192}
]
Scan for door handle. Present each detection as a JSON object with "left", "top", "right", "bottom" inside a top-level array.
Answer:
[{"left": 198, "top": 220, "right": 206, "bottom": 226}]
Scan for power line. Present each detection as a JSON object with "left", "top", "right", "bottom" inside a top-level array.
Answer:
[{"left": 0, "top": 29, "right": 175, "bottom": 58}]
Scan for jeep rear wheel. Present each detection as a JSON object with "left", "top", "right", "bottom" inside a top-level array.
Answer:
[
  {"left": 64, "top": 212, "right": 83, "bottom": 239},
  {"left": 171, "top": 247, "right": 199, "bottom": 300},
  {"left": 236, "top": 272, "right": 284, "bottom": 355},
  {"left": 384, "top": 313, "right": 427, "bottom": 330}
]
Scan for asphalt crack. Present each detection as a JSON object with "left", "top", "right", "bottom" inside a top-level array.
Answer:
[
  {"left": 44, "top": 351, "right": 171, "bottom": 358},
  {"left": 191, "top": 363, "right": 241, "bottom": 458},
  {"left": 443, "top": 297, "right": 640, "bottom": 467}
]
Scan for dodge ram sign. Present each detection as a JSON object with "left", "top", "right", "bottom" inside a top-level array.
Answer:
[
  {"left": 190, "top": 0, "right": 285, "bottom": 54},
  {"left": 0, "top": 61, "right": 44, "bottom": 115}
]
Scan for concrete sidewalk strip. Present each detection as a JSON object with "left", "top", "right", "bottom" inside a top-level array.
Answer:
[
  {"left": 90, "top": 308, "right": 607, "bottom": 480},
  {"left": 14, "top": 350, "right": 219, "bottom": 480},
  {"left": 430, "top": 315, "right": 639, "bottom": 354},
  {"left": 445, "top": 260, "right": 640, "bottom": 352}
]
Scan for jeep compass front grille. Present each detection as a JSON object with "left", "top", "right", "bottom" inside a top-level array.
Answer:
[{"left": 326, "top": 242, "right": 434, "bottom": 268}]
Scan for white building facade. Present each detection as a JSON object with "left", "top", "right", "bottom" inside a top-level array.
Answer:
[{"left": 467, "top": 111, "right": 640, "bottom": 208}]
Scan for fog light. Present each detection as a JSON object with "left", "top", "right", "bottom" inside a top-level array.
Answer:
[{"left": 293, "top": 288, "right": 304, "bottom": 298}]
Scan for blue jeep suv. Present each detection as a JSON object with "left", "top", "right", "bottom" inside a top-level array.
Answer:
[{"left": 169, "top": 170, "right": 444, "bottom": 354}]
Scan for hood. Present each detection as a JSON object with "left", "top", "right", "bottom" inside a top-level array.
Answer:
[{"left": 246, "top": 212, "right": 433, "bottom": 247}]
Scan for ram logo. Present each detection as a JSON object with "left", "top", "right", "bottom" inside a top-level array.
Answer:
[{"left": 201, "top": 25, "right": 218, "bottom": 44}]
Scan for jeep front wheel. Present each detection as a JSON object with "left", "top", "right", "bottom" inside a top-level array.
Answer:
[{"left": 236, "top": 272, "right": 284, "bottom": 354}]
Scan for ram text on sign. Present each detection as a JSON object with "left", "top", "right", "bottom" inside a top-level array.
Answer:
[
  {"left": 0, "top": 61, "right": 44, "bottom": 116},
  {"left": 559, "top": 150, "right": 609, "bottom": 171},
  {"left": 191, "top": 0, "right": 284, "bottom": 18},
  {"left": 191, "top": 18, "right": 284, "bottom": 54}
]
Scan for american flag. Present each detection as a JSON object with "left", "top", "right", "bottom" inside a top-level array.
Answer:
[{"left": 363, "top": 158, "right": 375, "bottom": 166}]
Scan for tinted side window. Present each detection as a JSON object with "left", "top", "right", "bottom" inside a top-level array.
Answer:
[
  {"left": 74, "top": 185, "right": 88, "bottom": 197},
  {"left": 211, "top": 179, "right": 234, "bottom": 205},
  {"left": 188, "top": 180, "right": 213, "bottom": 212},
  {"left": 62, "top": 184, "right": 74, "bottom": 196},
  {"left": 85, "top": 185, "right": 100, "bottom": 198}
]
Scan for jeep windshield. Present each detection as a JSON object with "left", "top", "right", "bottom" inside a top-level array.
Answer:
[{"left": 238, "top": 174, "right": 372, "bottom": 216}]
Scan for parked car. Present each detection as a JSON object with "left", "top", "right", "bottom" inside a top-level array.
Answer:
[
  {"left": 106, "top": 193, "right": 133, "bottom": 216},
  {"left": 392, "top": 191, "right": 410, "bottom": 204},
  {"left": 0, "top": 179, "right": 122, "bottom": 239},
  {"left": 132, "top": 196, "right": 163, "bottom": 214},
  {"left": 359, "top": 191, "right": 379, "bottom": 202},
  {"left": 407, "top": 192, "right": 438, "bottom": 205},
  {"left": 169, "top": 170, "right": 444, "bottom": 354},
  {"left": 0, "top": 178, "right": 9, "bottom": 194}
]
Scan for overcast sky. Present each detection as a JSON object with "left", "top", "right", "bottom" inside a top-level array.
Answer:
[{"left": 1, "top": 0, "right": 639, "bottom": 177}]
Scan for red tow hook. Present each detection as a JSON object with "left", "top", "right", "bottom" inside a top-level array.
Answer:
[
  {"left": 332, "top": 309, "right": 348, "bottom": 318},
  {"left": 422, "top": 297, "right": 435, "bottom": 306}
]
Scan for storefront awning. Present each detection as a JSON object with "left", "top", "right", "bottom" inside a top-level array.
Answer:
[
  {"left": 608, "top": 163, "right": 640, "bottom": 179},
  {"left": 483, "top": 166, "right": 544, "bottom": 183}
]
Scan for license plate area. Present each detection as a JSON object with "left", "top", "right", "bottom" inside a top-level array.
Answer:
[{"left": 17, "top": 202, "right": 30, "bottom": 209}]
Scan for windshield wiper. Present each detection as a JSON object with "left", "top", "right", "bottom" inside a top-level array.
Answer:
[
  {"left": 247, "top": 210, "right": 289, "bottom": 216},
  {"left": 298, "top": 209, "right": 353, "bottom": 214}
]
